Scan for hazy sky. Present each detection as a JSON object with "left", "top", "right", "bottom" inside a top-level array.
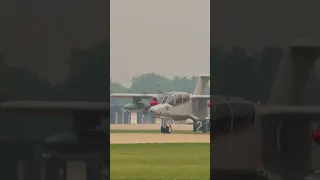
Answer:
[{"left": 110, "top": 0, "right": 210, "bottom": 87}]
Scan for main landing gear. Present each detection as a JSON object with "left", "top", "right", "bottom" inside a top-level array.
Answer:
[{"left": 160, "top": 119, "right": 172, "bottom": 133}]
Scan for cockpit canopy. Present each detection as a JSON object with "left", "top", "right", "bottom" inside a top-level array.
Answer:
[{"left": 159, "top": 92, "right": 190, "bottom": 106}]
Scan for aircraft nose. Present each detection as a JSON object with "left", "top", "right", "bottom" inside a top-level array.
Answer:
[{"left": 149, "top": 105, "right": 163, "bottom": 114}]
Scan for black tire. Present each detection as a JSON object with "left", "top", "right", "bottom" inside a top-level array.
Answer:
[
  {"left": 161, "top": 126, "right": 167, "bottom": 133},
  {"left": 167, "top": 125, "right": 172, "bottom": 133}
]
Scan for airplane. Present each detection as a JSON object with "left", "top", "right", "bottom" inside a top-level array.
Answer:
[{"left": 110, "top": 75, "right": 210, "bottom": 133}]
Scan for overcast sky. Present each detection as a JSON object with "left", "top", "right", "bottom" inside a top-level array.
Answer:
[{"left": 110, "top": 0, "right": 210, "bottom": 87}]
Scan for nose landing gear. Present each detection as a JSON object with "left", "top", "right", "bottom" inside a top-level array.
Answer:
[
  {"left": 161, "top": 124, "right": 172, "bottom": 133},
  {"left": 160, "top": 119, "right": 172, "bottom": 133}
]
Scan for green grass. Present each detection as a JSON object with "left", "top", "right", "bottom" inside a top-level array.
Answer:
[
  {"left": 110, "top": 143, "right": 210, "bottom": 180},
  {"left": 110, "top": 129, "right": 195, "bottom": 134}
]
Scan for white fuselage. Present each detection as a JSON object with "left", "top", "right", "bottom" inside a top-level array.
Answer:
[{"left": 149, "top": 93, "right": 209, "bottom": 120}]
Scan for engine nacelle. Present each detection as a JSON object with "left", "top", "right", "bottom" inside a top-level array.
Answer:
[
  {"left": 123, "top": 99, "right": 158, "bottom": 112},
  {"left": 186, "top": 118, "right": 194, "bottom": 124},
  {"left": 123, "top": 102, "right": 146, "bottom": 112}
]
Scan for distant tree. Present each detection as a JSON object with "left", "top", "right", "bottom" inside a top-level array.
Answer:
[
  {"left": 171, "top": 76, "right": 197, "bottom": 93},
  {"left": 110, "top": 80, "right": 128, "bottom": 93},
  {"left": 129, "top": 73, "right": 174, "bottom": 93},
  {"left": 110, "top": 81, "right": 129, "bottom": 105}
]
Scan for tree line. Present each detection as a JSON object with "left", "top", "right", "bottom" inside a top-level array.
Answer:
[
  {"left": 110, "top": 73, "right": 206, "bottom": 105},
  {"left": 110, "top": 47, "right": 283, "bottom": 105},
  {"left": 1, "top": 44, "right": 320, "bottom": 105}
]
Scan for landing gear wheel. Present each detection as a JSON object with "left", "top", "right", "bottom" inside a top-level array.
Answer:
[
  {"left": 161, "top": 125, "right": 172, "bottom": 133},
  {"left": 166, "top": 125, "right": 172, "bottom": 133}
]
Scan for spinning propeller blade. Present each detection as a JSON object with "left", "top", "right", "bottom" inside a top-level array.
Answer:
[
  {"left": 156, "top": 90, "right": 164, "bottom": 102},
  {"left": 155, "top": 85, "right": 165, "bottom": 102}
]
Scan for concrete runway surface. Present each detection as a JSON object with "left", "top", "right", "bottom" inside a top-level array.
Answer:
[
  {"left": 110, "top": 124, "right": 193, "bottom": 130},
  {"left": 110, "top": 124, "right": 210, "bottom": 144}
]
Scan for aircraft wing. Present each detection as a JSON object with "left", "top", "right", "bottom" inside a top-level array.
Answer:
[
  {"left": 191, "top": 95, "right": 210, "bottom": 100},
  {"left": 110, "top": 93, "right": 158, "bottom": 99}
]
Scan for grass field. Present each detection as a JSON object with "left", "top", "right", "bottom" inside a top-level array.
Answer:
[
  {"left": 110, "top": 129, "right": 195, "bottom": 134},
  {"left": 110, "top": 143, "right": 210, "bottom": 180}
]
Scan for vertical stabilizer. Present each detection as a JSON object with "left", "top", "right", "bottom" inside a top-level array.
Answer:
[
  {"left": 193, "top": 75, "right": 210, "bottom": 95},
  {"left": 268, "top": 42, "right": 320, "bottom": 105}
]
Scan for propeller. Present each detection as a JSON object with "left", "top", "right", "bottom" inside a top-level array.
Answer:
[
  {"left": 155, "top": 85, "right": 164, "bottom": 102},
  {"left": 140, "top": 86, "right": 165, "bottom": 117},
  {"left": 155, "top": 90, "right": 164, "bottom": 102}
]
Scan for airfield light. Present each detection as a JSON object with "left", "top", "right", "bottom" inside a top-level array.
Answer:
[{"left": 312, "top": 128, "right": 320, "bottom": 145}]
